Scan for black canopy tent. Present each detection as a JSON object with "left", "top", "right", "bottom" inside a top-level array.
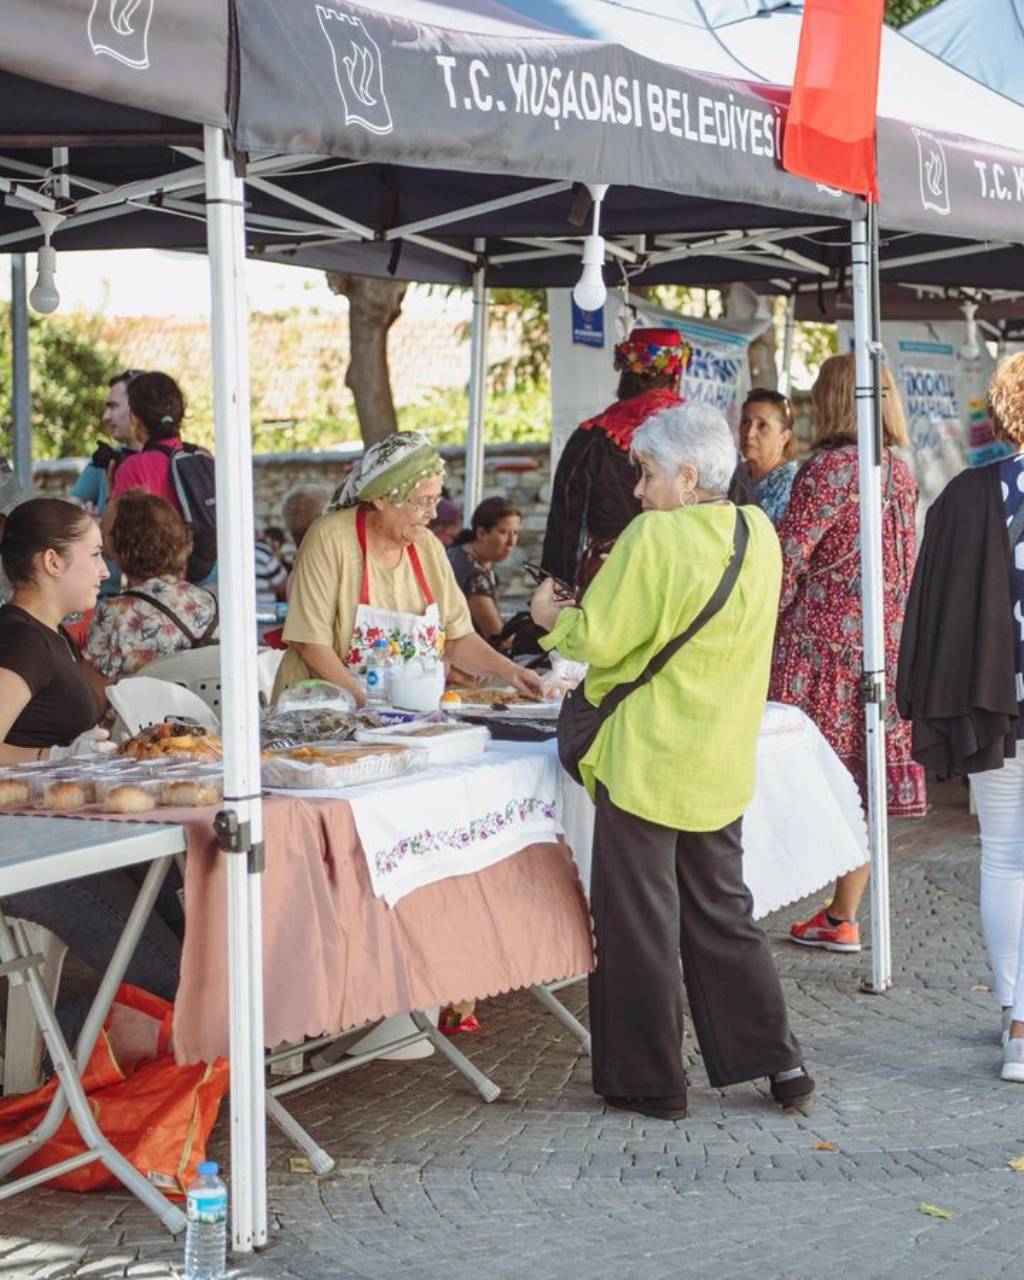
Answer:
[{"left": 3, "top": 0, "right": 1024, "bottom": 1256}]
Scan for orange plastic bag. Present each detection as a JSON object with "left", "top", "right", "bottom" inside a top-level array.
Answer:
[{"left": 0, "top": 984, "right": 229, "bottom": 1196}]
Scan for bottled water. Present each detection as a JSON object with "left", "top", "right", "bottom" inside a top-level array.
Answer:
[
  {"left": 365, "top": 639, "right": 393, "bottom": 704},
  {"left": 184, "top": 1161, "right": 228, "bottom": 1280}
]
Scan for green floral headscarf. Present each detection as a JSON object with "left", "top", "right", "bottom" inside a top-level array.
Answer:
[{"left": 330, "top": 432, "right": 444, "bottom": 510}]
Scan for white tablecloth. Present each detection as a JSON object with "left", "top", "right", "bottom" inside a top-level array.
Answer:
[{"left": 556, "top": 703, "right": 869, "bottom": 919}]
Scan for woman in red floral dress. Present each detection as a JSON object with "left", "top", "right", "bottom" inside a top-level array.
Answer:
[{"left": 770, "top": 355, "right": 926, "bottom": 954}]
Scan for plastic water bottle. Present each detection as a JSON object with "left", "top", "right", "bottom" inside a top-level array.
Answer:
[
  {"left": 365, "top": 639, "right": 393, "bottom": 704},
  {"left": 184, "top": 1161, "right": 228, "bottom": 1280}
]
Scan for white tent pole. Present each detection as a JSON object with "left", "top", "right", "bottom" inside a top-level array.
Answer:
[
  {"left": 10, "top": 254, "right": 31, "bottom": 492},
  {"left": 779, "top": 293, "right": 796, "bottom": 395},
  {"left": 464, "top": 237, "right": 489, "bottom": 526},
  {"left": 851, "top": 211, "right": 892, "bottom": 993},
  {"left": 203, "top": 124, "right": 268, "bottom": 1253}
]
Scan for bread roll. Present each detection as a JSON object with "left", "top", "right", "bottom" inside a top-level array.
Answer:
[
  {"left": 41, "top": 782, "right": 87, "bottom": 811},
  {"left": 105, "top": 784, "right": 156, "bottom": 814},
  {"left": 0, "top": 779, "right": 30, "bottom": 807},
  {"left": 162, "top": 779, "right": 219, "bottom": 808}
]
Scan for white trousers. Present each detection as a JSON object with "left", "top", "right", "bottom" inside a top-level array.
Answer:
[{"left": 970, "top": 743, "right": 1024, "bottom": 1020}]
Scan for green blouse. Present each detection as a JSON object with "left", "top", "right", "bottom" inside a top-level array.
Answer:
[{"left": 541, "top": 503, "right": 781, "bottom": 832}]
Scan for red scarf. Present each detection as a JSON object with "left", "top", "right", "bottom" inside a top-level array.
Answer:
[{"left": 578, "top": 387, "right": 682, "bottom": 453}]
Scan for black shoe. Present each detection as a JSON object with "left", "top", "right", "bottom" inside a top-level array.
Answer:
[
  {"left": 769, "top": 1067, "right": 815, "bottom": 1112},
  {"left": 603, "top": 1093, "right": 688, "bottom": 1121}
]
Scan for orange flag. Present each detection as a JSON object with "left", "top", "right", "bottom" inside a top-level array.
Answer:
[{"left": 783, "top": 0, "right": 885, "bottom": 200}]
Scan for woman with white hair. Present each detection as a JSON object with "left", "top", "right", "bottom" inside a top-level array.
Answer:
[{"left": 531, "top": 403, "right": 812, "bottom": 1121}]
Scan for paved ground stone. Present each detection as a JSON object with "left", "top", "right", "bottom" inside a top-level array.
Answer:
[{"left": 1, "top": 781, "right": 1021, "bottom": 1277}]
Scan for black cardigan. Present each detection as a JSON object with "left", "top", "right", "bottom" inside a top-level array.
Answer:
[{"left": 896, "top": 462, "right": 1018, "bottom": 778}]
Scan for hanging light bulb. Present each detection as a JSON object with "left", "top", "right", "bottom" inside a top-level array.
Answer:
[
  {"left": 28, "top": 210, "right": 64, "bottom": 315},
  {"left": 572, "top": 183, "right": 609, "bottom": 314},
  {"left": 29, "top": 244, "right": 59, "bottom": 314}
]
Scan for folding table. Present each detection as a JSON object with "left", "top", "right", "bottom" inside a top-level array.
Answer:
[{"left": 0, "top": 815, "right": 188, "bottom": 1233}]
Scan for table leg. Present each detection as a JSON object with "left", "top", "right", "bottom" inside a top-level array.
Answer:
[
  {"left": 530, "top": 982, "right": 592, "bottom": 1054},
  {"left": 408, "top": 1011, "right": 501, "bottom": 1102},
  {"left": 0, "top": 858, "right": 186, "bottom": 1234}
]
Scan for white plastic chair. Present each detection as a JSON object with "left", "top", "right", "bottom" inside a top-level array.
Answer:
[
  {"left": 256, "top": 647, "right": 284, "bottom": 707},
  {"left": 107, "top": 676, "right": 220, "bottom": 736},
  {"left": 136, "top": 646, "right": 223, "bottom": 716}
]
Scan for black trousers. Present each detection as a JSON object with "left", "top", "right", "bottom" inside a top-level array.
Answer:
[{"left": 589, "top": 784, "right": 803, "bottom": 1097}]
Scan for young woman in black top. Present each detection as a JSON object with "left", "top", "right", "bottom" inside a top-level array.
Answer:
[
  {"left": 0, "top": 499, "right": 182, "bottom": 1016},
  {"left": 0, "top": 498, "right": 108, "bottom": 762}
]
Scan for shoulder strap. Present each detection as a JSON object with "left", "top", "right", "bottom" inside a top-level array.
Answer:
[
  {"left": 120, "top": 588, "right": 217, "bottom": 647},
  {"left": 598, "top": 509, "right": 750, "bottom": 720}
]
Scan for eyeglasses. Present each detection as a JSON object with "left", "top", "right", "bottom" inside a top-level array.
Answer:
[
  {"left": 405, "top": 494, "right": 441, "bottom": 513},
  {"left": 111, "top": 369, "right": 144, "bottom": 386}
]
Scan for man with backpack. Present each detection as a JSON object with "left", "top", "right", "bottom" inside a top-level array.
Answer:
[{"left": 103, "top": 372, "right": 218, "bottom": 586}]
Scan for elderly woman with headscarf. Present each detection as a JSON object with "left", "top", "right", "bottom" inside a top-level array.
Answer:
[
  {"left": 530, "top": 403, "right": 812, "bottom": 1122},
  {"left": 274, "top": 433, "right": 543, "bottom": 707}
]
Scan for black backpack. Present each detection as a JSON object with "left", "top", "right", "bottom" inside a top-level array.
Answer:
[{"left": 150, "top": 443, "right": 217, "bottom": 583}]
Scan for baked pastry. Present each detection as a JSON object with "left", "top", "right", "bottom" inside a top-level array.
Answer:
[
  {"left": 105, "top": 784, "right": 156, "bottom": 814},
  {"left": 0, "top": 779, "right": 30, "bottom": 806},
  {"left": 40, "top": 781, "right": 87, "bottom": 811},
  {"left": 122, "top": 721, "right": 222, "bottom": 761},
  {"left": 162, "top": 779, "right": 220, "bottom": 808}
]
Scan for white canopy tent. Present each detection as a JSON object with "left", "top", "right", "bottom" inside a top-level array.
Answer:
[{"left": 3, "top": 0, "right": 1024, "bottom": 1255}]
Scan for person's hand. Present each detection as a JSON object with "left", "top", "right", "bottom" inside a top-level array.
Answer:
[
  {"left": 506, "top": 664, "right": 546, "bottom": 701},
  {"left": 49, "top": 726, "right": 117, "bottom": 761},
  {"left": 530, "top": 578, "right": 573, "bottom": 632}
]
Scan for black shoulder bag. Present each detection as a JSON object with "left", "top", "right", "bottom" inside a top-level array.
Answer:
[{"left": 556, "top": 509, "right": 750, "bottom": 785}]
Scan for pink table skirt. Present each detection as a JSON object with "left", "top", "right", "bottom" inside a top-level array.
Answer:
[{"left": 173, "top": 794, "right": 594, "bottom": 1065}]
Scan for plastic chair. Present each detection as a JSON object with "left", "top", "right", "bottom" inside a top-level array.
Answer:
[
  {"left": 107, "top": 677, "right": 220, "bottom": 736},
  {"left": 256, "top": 647, "right": 284, "bottom": 706},
  {"left": 135, "top": 646, "right": 223, "bottom": 716}
]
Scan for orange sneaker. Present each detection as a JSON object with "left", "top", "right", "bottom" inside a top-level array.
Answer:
[{"left": 789, "top": 907, "right": 861, "bottom": 953}]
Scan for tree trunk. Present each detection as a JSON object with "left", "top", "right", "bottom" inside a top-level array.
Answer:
[
  {"left": 326, "top": 273, "right": 409, "bottom": 446},
  {"left": 746, "top": 298, "right": 779, "bottom": 390}
]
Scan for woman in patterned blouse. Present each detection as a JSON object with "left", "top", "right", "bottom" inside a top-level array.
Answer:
[
  {"left": 771, "top": 355, "right": 926, "bottom": 956},
  {"left": 84, "top": 490, "right": 218, "bottom": 683},
  {"left": 739, "top": 389, "right": 799, "bottom": 526}
]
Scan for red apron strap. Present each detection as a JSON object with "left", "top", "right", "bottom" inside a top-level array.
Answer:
[
  {"left": 357, "top": 504, "right": 434, "bottom": 608},
  {"left": 407, "top": 542, "right": 435, "bottom": 607},
  {"left": 356, "top": 505, "right": 372, "bottom": 606}
]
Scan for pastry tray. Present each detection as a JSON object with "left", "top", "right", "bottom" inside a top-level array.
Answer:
[{"left": 261, "top": 742, "right": 427, "bottom": 790}]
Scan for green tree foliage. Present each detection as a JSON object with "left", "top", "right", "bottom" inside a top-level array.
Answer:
[{"left": 0, "top": 311, "right": 119, "bottom": 461}]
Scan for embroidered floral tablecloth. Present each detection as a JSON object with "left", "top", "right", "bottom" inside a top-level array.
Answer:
[{"left": 346, "top": 744, "right": 561, "bottom": 906}]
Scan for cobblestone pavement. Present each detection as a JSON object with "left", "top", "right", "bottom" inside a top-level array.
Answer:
[{"left": 2, "top": 782, "right": 1022, "bottom": 1279}]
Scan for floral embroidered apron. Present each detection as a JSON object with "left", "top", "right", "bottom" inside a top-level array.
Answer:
[{"left": 344, "top": 506, "right": 444, "bottom": 669}]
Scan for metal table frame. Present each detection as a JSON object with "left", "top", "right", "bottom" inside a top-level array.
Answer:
[
  {"left": 0, "top": 816, "right": 188, "bottom": 1233},
  {"left": 264, "top": 983, "right": 591, "bottom": 1174}
]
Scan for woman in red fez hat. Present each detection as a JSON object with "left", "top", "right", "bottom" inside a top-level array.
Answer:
[{"left": 542, "top": 329, "right": 692, "bottom": 590}]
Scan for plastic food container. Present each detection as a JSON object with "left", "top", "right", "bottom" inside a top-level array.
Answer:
[
  {"left": 261, "top": 742, "right": 427, "bottom": 790},
  {"left": 29, "top": 771, "right": 95, "bottom": 811},
  {"left": 355, "top": 720, "right": 490, "bottom": 765},
  {"left": 160, "top": 768, "right": 224, "bottom": 809},
  {"left": 0, "top": 771, "right": 32, "bottom": 807},
  {"left": 96, "top": 772, "right": 162, "bottom": 815}
]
